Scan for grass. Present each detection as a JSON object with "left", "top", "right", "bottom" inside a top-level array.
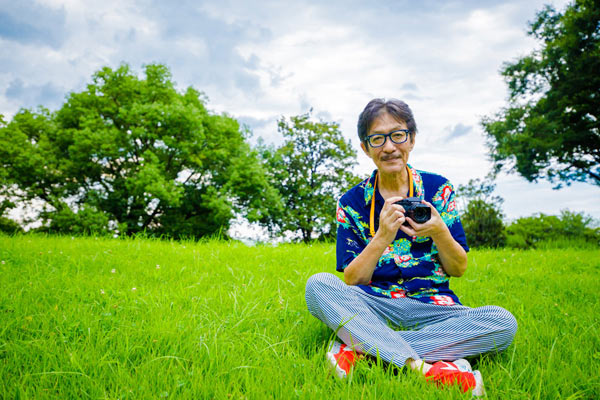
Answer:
[{"left": 0, "top": 234, "right": 599, "bottom": 399}]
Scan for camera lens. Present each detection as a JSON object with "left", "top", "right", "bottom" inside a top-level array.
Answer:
[{"left": 414, "top": 207, "right": 430, "bottom": 223}]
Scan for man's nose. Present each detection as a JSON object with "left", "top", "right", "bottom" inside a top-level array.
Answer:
[{"left": 382, "top": 136, "right": 396, "bottom": 151}]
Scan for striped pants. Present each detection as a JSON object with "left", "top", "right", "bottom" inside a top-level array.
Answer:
[{"left": 305, "top": 272, "right": 517, "bottom": 368}]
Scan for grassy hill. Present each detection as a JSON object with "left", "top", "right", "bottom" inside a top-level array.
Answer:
[{"left": 1, "top": 234, "right": 598, "bottom": 399}]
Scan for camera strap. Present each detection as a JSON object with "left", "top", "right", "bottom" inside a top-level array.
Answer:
[{"left": 369, "top": 165, "right": 413, "bottom": 238}]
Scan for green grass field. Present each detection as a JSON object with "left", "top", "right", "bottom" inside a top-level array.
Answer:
[{"left": 1, "top": 234, "right": 599, "bottom": 399}]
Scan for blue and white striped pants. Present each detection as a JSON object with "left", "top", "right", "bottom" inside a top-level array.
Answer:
[{"left": 305, "top": 272, "right": 517, "bottom": 368}]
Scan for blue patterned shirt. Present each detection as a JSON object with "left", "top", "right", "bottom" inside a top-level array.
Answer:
[{"left": 335, "top": 166, "right": 469, "bottom": 305}]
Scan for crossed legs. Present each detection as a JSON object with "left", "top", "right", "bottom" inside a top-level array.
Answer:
[{"left": 305, "top": 272, "right": 517, "bottom": 368}]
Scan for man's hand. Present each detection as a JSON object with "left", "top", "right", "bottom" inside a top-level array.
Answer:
[
  {"left": 344, "top": 195, "right": 408, "bottom": 285},
  {"left": 375, "top": 196, "right": 408, "bottom": 245},
  {"left": 399, "top": 200, "right": 448, "bottom": 240},
  {"left": 400, "top": 200, "right": 468, "bottom": 277}
]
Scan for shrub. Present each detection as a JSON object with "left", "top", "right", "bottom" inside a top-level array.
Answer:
[
  {"left": 0, "top": 200, "right": 23, "bottom": 234},
  {"left": 35, "top": 205, "right": 110, "bottom": 236},
  {"left": 0, "top": 216, "right": 23, "bottom": 234},
  {"left": 457, "top": 177, "right": 506, "bottom": 248},
  {"left": 460, "top": 198, "right": 506, "bottom": 248},
  {"left": 506, "top": 210, "right": 599, "bottom": 249}
]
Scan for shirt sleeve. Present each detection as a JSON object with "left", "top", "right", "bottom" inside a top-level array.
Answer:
[
  {"left": 335, "top": 198, "right": 367, "bottom": 272},
  {"left": 431, "top": 180, "right": 470, "bottom": 252}
]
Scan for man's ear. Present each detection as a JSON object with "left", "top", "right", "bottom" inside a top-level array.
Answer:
[
  {"left": 408, "top": 134, "right": 416, "bottom": 152},
  {"left": 360, "top": 142, "right": 371, "bottom": 158}
]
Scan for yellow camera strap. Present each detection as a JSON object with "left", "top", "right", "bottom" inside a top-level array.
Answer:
[{"left": 369, "top": 165, "right": 413, "bottom": 238}]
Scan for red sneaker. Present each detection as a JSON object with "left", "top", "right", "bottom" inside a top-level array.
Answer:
[
  {"left": 425, "top": 360, "right": 485, "bottom": 396},
  {"left": 326, "top": 341, "right": 360, "bottom": 378}
]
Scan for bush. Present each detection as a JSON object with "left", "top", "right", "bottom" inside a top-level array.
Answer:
[
  {"left": 0, "top": 200, "right": 23, "bottom": 234},
  {"left": 35, "top": 205, "right": 110, "bottom": 236},
  {"left": 456, "top": 178, "right": 506, "bottom": 248},
  {"left": 506, "top": 210, "right": 599, "bottom": 249},
  {"left": 460, "top": 198, "right": 506, "bottom": 248},
  {"left": 0, "top": 216, "right": 23, "bottom": 235}
]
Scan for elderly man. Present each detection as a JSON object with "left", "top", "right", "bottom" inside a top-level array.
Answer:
[{"left": 305, "top": 98, "right": 517, "bottom": 396}]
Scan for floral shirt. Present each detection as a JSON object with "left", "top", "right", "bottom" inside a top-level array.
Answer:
[{"left": 335, "top": 166, "right": 469, "bottom": 305}]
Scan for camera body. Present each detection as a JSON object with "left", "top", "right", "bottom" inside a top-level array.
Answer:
[{"left": 395, "top": 197, "right": 431, "bottom": 225}]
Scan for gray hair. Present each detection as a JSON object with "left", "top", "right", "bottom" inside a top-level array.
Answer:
[{"left": 357, "top": 98, "right": 417, "bottom": 145}]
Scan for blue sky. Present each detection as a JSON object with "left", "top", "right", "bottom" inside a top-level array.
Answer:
[{"left": 1, "top": 0, "right": 598, "bottom": 233}]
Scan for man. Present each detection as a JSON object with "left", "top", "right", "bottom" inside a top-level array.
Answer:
[{"left": 305, "top": 98, "right": 517, "bottom": 396}]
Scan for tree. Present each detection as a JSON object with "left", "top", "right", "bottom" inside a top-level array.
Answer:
[
  {"left": 506, "top": 210, "right": 599, "bottom": 248},
  {"left": 260, "top": 112, "right": 360, "bottom": 242},
  {"left": 0, "top": 63, "right": 280, "bottom": 238},
  {"left": 0, "top": 200, "right": 23, "bottom": 235},
  {"left": 456, "top": 177, "right": 506, "bottom": 248},
  {"left": 482, "top": 0, "right": 600, "bottom": 187}
]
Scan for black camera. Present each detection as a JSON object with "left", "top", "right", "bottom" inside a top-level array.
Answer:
[{"left": 395, "top": 197, "right": 431, "bottom": 225}]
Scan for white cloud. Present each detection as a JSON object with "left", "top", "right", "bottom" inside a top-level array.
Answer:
[{"left": 1, "top": 0, "right": 596, "bottom": 224}]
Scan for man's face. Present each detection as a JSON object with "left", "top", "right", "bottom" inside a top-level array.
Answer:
[{"left": 360, "top": 112, "right": 415, "bottom": 176}]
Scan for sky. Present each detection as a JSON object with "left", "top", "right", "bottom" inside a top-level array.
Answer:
[{"left": 1, "top": 0, "right": 598, "bottom": 238}]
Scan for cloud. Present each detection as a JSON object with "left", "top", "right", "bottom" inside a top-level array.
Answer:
[
  {"left": 444, "top": 123, "right": 473, "bottom": 142},
  {"left": 315, "top": 110, "right": 334, "bottom": 122},
  {"left": 0, "top": 1, "right": 66, "bottom": 48},
  {"left": 132, "top": 0, "right": 271, "bottom": 98},
  {"left": 1, "top": 0, "right": 596, "bottom": 223},
  {"left": 494, "top": 173, "right": 600, "bottom": 221},
  {"left": 400, "top": 83, "right": 419, "bottom": 92},
  {"left": 234, "top": 114, "right": 280, "bottom": 145},
  {"left": 4, "top": 79, "right": 64, "bottom": 110},
  {"left": 0, "top": 0, "right": 275, "bottom": 117},
  {"left": 236, "top": 114, "right": 277, "bottom": 133}
]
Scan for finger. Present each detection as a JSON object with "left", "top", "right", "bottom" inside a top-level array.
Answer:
[
  {"left": 383, "top": 207, "right": 401, "bottom": 219},
  {"left": 398, "top": 223, "right": 416, "bottom": 237},
  {"left": 382, "top": 203, "right": 405, "bottom": 218},
  {"left": 396, "top": 213, "right": 406, "bottom": 226},
  {"left": 381, "top": 210, "right": 404, "bottom": 230},
  {"left": 422, "top": 200, "right": 440, "bottom": 217},
  {"left": 404, "top": 216, "right": 419, "bottom": 229},
  {"left": 392, "top": 204, "right": 406, "bottom": 213},
  {"left": 394, "top": 215, "right": 406, "bottom": 230},
  {"left": 383, "top": 200, "right": 404, "bottom": 210},
  {"left": 394, "top": 210, "right": 407, "bottom": 226},
  {"left": 385, "top": 196, "right": 405, "bottom": 205},
  {"left": 404, "top": 217, "right": 430, "bottom": 234},
  {"left": 406, "top": 216, "right": 433, "bottom": 229}
]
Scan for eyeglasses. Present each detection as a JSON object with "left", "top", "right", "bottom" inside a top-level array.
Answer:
[{"left": 366, "top": 129, "right": 410, "bottom": 147}]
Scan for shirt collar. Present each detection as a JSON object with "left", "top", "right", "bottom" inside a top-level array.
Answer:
[
  {"left": 363, "top": 165, "right": 423, "bottom": 206},
  {"left": 363, "top": 169, "right": 378, "bottom": 206}
]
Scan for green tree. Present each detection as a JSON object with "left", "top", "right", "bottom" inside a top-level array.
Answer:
[
  {"left": 260, "top": 112, "right": 360, "bottom": 242},
  {"left": 0, "top": 200, "right": 23, "bottom": 235},
  {"left": 506, "top": 210, "right": 599, "bottom": 248},
  {"left": 0, "top": 63, "right": 280, "bottom": 238},
  {"left": 482, "top": 0, "right": 600, "bottom": 187},
  {"left": 457, "top": 177, "right": 506, "bottom": 248}
]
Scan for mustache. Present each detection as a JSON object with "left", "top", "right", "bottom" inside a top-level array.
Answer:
[{"left": 381, "top": 154, "right": 403, "bottom": 161}]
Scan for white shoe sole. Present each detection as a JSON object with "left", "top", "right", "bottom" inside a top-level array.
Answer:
[
  {"left": 472, "top": 370, "right": 486, "bottom": 397},
  {"left": 453, "top": 358, "right": 473, "bottom": 373},
  {"left": 326, "top": 352, "right": 348, "bottom": 379}
]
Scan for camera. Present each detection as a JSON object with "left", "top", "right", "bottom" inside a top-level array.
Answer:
[{"left": 395, "top": 197, "right": 431, "bottom": 225}]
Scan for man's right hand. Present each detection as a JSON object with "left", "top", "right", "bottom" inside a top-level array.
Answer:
[
  {"left": 343, "top": 196, "right": 408, "bottom": 285},
  {"left": 375, "top": 196, "right": 406, "bottom": 245}
]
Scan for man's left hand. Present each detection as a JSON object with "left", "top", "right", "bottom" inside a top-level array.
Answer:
[{"left": 399, "top": 200, "right": 448, "bottom": 240}]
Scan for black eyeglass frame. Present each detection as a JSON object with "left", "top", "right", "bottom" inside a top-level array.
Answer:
[{"left": 365, "top": 129, "right": 411, "bottom": 148}]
